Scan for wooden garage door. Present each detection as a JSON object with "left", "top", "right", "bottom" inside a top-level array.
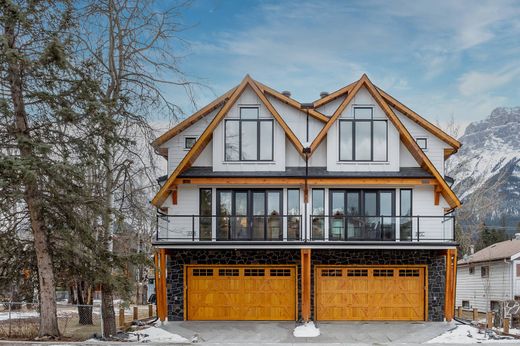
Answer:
[
  {"left": 316, "top": 266, "right": 425, "bottom": 321},
  {"left": 187, "top": 266, "right": 296, "bottom": 320}
]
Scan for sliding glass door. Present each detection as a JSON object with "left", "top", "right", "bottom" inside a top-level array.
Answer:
[
  {"left": 216, "top": 189, "right": 282, "bottom": 240},
  {"left": 329, "top": 189, "right": 395, "bottom": 240}
]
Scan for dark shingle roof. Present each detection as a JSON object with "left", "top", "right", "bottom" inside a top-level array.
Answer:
[
  {"left": 458, "top": 239, "right": 520, "bottom": 265},
  {"left": 178, "top": 166, "right": 433, "bottom": 178}
]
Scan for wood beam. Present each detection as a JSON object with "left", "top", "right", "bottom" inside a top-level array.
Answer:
[
  {"left": 434, "top": 185, "right": 441, "bottom": 206},
  {"left": 444, "top": 249, "right": 457, "bottom": 321},
  {"left": 155, "top": 249, "right": 168, "bottom": 322},
  {"left": 301, "top": 248, "right": 311, "bottom": 322},
  {"left": 171, "top": 187, "right": 178, "bottom": 205}
]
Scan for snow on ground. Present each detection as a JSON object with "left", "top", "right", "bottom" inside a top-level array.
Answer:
[
  {"left": 293, "top": 321, "right": 320, "bottom": 337},
  {"left": 87, "top": 326, "right": 189, "bottom": 344},
  {"left": 427, "top": 324, "right": 517, "bottom": 344}
]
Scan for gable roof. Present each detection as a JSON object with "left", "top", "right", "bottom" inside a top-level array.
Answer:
[
  {"left": 151, "top": 86, "right": 237, "bottom": 149},
  {"left": 458, "top": 239, "right": 520, "bottom": 265},
  {"left": 309, "top": 74, "right": 460, "bottom": 209},
  {"left": 151, "top": 75, "right": 307, "bottom": 207},
  {"left": 312, "top": 80, "right": 461, "bottom": 151},
  {"left": 151, "top": 74, "right": 462, "bottom": 209}
]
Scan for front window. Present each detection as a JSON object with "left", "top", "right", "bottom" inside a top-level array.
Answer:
[
  {"left": 339, "top": 107, "right": 387, "bottom": 161},
  {"left": 481, "top": 266, "right": 489, "bottom": 278},
  {"left": 224, "top": 107, "right": 273, "bottom": 161}
]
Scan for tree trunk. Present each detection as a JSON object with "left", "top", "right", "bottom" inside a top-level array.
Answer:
[
  {"left": 4, "top": 17, "right": 60, "bottom": 339},
  {"left": 101, "top": 283, "right": 117, "bottom": 337}
]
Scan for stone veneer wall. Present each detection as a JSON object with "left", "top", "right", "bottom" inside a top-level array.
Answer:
[
  {"left": 166, "top": 248, "right": 446, "bottom": 321},
  {"left": 166, "top": 249, "right": 301, "bottom": 321}
]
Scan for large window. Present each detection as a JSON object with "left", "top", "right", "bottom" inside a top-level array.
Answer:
[
  {"left": 339, "top": 107, "right": 388, "bottom": 161},
  {"left": 287, "top": 189, "right": 301, "bottom": 240},
  {"left": 225, "top": 107, "right": 273, "bottom": 161},
  {"left": 216, "top": 189, "right": 282, "bottom": 240},
  {"left": 400, "top": 189, "right": 412, "bottom": 241},
  {"left": 311, "top": 189, "right": 325, "bottom": 240},
  {"left": 199, "top": 189, "right": 212, "bottom": 240}
]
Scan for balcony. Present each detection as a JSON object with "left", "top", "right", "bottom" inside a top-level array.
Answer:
[{"left": 155, "top": 214, "right": 455, "bottom": 244}]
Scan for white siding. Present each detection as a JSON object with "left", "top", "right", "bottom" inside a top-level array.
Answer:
[
  {"left": 400, "top": 142, "right": 419, "bottom": 167},
  {"left": 412, "top": 185, "right": 452, "bottom": 241},
  {"left": 212, "top": 87, "right": 286, "bottom": 171},
  {"left": 394, "top": 108, "right": 448, "bottom": 175},
  {"left": 286, "top": 139, "right": 327, "bottom": 167},
  {"left": 513, "top": 259, "right": 520, "bottom": 298},
  {"left": 316, "top": 96, "right": 344, "bottom": 116},
  {"left": 326, "top": 87, "right": 400, "bottom": 172},
  {"left": 162, "top": 108, "right": 219, "bottom": 174},
  {"left": 456, "top": 262, "right": 512, "bottom": 311}
]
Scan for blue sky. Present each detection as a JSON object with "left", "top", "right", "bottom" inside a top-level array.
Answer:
[{"left": 166, "top": 0, "right": 520, "bottom": 133}]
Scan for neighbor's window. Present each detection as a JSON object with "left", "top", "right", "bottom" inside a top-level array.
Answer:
[
  {"left": 225, "top": 107, "right": 273, "bottom": 161},
  {"left": 416, "top": 137, "right": 428, "bottom": 150},
  {"left": 339, "top": 107, "right": 387, "bottom": 161},
  {"left": 469, "top": 265, "right": 475, "bottom": 275},
  {"left": 481, "top": 266, "right": 489, "bottom": 278},
  {"left": 184, "top": 136, "right": 197, "bottom": 149},
  {"left": 462, "top": 300, "right": 470, "bottom": 308},
  {"left": 516, "top": 263, "right": 520, "bottom": 277}
]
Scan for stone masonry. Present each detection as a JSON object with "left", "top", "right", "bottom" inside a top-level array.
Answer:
[{"left": 165, "top": 248, "right": 446, "bottom": 321}]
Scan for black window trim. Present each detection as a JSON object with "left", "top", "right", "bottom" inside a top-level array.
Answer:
[
  {"left": 416, "top": 137, "right": 428, "bottom": 150},
  {"left": 399, "top": 189, "right": 413, "bottom": 217},
  {"left": 184, "top": 136, "right": 197, "bottom": 150},
  {"left": 339, "top": 107, "right": 388, "bottom": 162},
  {"left": 199, "top": 188, "right": 212, "bottom": 240},
  {"left": 481, "top": 265, "right": 489, "bottom": 278},
  {"left": 328, "top": 188, "right": 396, "bottom": 217},
  {"left": 224, "top": 106, "right": 274, "bottom": 162}
]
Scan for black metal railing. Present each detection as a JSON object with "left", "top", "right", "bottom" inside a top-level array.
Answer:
[
  {"left": 155, "top": 214, "right": 454, "bottom": 243},
  {"left": 156, "top": 214, "right": 303, "bottom": 241},
  {"left": 308, "top": 215, "right": 454, "bottom": 242}
]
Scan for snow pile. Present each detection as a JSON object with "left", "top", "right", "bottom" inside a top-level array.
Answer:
[
  {"left": 293, "top": 321, "right": 320, "bottom": 337},
  {"left": 427, "top": 324, "right": 515, "bottom": 344}
]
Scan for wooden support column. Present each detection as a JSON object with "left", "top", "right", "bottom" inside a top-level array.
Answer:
[
  {"left": 444, "top": 248, "right": 457, "bottom": 321},
  {"left": 301, "top": 248, "right": 311, "bottom": 322},
  {"left": 434, "top": 185, "right": 441, "bottom": 205},
  {"left": 154, "top": 249, "right": 168, "bottom": 322}
]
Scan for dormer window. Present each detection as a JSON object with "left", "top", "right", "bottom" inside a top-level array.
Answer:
[
  {"left": 184, "top": 136, "right": 197, "bottom": 149},
  {"left": 224, "top": 107, "right": 273, "bottom": 161},
  {"left": 339, "top": 107, "right": 387, "bottom": 161},
  {"left": 416, "top": 137, "right": 428, "bottom": 150}
]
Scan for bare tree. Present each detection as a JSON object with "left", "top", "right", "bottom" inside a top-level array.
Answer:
[{"left": 76, "top": 0, "right": 196, "bottom": 337}]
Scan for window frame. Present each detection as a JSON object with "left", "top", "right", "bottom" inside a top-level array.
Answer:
[
  {"left": 416, "top": 137, "right": 428, "bottom": 150},
  {"left": 184, "top": 136, "right": 197, "bottom": 150},
  {"left": 462, "top": 300, "right": 470, "bottom": 309},
  {"left": 481, "top": 266, "right": 489, "bottom": 278},
  {"left": 224, "top": 106, "right": 274, "bottom": 162},
  {"left": 469, "top": 265, "right": 475, "bottom": 275},
  {"left": 338, "top": 107, "right": 388, "bottom": 162}
]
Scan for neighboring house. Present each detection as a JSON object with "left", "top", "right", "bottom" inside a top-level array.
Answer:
[
  {"left": 456, "top": 237, "right": 520, "bottom": 312},
  {"left": 150, "top": 74, "right": 461, "bottom": 323}
]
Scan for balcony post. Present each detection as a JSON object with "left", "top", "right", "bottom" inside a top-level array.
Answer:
[{"left": 444, "top": 248, "right": 457, "bottom": 321}]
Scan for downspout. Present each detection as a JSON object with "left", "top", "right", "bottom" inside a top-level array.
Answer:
[{"left": 300, "top": 103, "right": 313, "bottom": 242}]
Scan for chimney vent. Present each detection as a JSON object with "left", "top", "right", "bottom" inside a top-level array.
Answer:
[
  {"left": 320, "top": 91, "right": 329, "bottom": 98},
  {"left": 515, "top": 233, "right": 520, "bottom": 240},
  {"left": 281, "top": 90, "right": 291, "bottom": 97}
]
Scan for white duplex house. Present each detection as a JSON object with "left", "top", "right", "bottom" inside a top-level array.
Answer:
[
  {"left": 457, "top": 237, "right": 520, "bottom": 312},
  {"left": 149, "top": 74, "right": 462, "bottom": 323}
]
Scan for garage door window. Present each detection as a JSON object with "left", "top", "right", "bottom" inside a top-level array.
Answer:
[
  {"left": 193, "top": 268, "right": 213, "bottom": 276},
  {"left": 347, "top": 269, "right": 368, "bottom": 277},
  {"left": 270, "top": 269, "right": 291, "bottom": 276},
  {"left": 245, "top": 268, "right": 265, "bottom": 276},
  {"left": 219, "top": 269, "right": 239, "bottom": 276},
  {"left": 399, "top": 269, "right": 420, "bottom": 277},
  {"left": 321, "top": 269, "right": 342, "bottom": 276},
  {"left": 374, "top": 269, "right": 394, "bottom": 277}
]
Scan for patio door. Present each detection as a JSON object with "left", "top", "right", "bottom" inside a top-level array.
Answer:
[
  {"left": 329, "top": 189, "right": 395, "bottom": 240},
  {"left": 217, "top": 189, "right": 282, "bottom": 240}
]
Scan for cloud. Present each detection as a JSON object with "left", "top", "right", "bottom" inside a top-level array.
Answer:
[{"left": 458, "top": 65, "right": 520, "bottom": 96}]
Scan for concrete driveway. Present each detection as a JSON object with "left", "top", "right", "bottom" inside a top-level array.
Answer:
[{"left": 161, "top": 320, "right": 454, "bottom": 345}]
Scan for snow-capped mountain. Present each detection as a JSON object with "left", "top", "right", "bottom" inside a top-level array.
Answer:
[{"left": 447, "top": 107, "right": 520, "bottom": 223}]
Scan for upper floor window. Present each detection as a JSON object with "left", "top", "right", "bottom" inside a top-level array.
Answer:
[
  {"left": 339, "top": 107, "right": 387, "bottom": 162},
  {"left": 416, "top": 137, "right": 428, "bottom": 150},
  {"left": 225, "top": 107, "right": 273, "bottom": 161},
  {"left": 184, "top": 136, "right": 197, "bottom": 149},
  {"left": 481, "top": 266, "right": 489, "bottom": 278}
]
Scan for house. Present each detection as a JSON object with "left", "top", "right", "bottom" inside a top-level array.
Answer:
[
  {"left": 456, "top": 237, "right": 520, "bottom": 313},
  {"left": 150, "top": 74, "right": 461, "bottom": 323}
]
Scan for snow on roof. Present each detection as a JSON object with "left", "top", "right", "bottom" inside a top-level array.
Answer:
[{"left": 458, "top": 239, "right": 520, "bottom": 265}]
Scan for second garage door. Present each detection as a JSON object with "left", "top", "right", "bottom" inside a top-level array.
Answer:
[
  {"left": 187, "top": 266, "right": 296, "bottom": 320},
  {"left": 316, "top": 266, "right": 425, "bottom": 321}
]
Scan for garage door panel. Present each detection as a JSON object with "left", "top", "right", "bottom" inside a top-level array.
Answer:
[
  {"left": 317, "top": 266, "right": 425, "bottom": 321},
  {"left": 187, "top": 266, "right": 296, "bottom": 321}
]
